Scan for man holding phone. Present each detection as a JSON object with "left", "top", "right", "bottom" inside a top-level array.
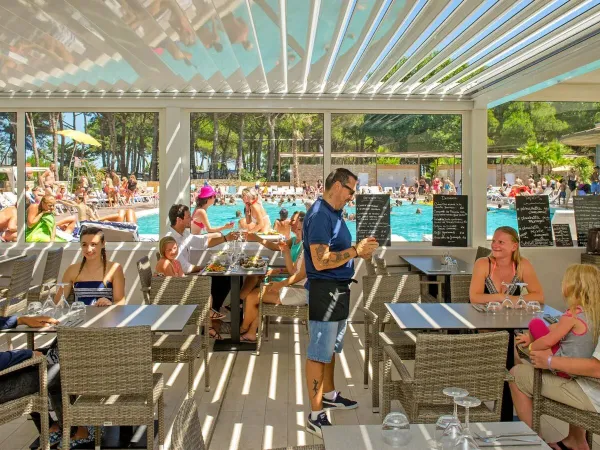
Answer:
[{"left": 303, "top": 168, "right": 379, "bottom": 438}]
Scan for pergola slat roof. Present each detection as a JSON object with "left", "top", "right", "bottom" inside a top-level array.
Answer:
[{"left": 0, "top": 0, "right": 598, "bottom": 101}]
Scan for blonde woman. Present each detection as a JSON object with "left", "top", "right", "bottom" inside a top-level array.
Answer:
[
  {"left": 510, "top": 264, "right": 600, "bottom": 450},
  {"left": 155, "top": 236, "right": 184, "bottom": 277},
  {"left": 469, "top": 226, "right": 543, "bottom": 304},
  {"left": 238, "top": 187, "right": 271, "bottom": 233}
]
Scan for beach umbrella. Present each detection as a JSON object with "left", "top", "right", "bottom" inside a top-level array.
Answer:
[
  {"left": 551, "top": 165, "right": 572, "bottom": 172},
  {"left": 55, "top": 129, "right": 101, "bottom": 146}
]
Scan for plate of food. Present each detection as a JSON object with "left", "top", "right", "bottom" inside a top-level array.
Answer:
[
  {"left": 256, "top": 231, "right": 284, "bottom": 241},
  {"left": 204, "top": 262, "right": 227, "bottom": 273},
  {"left": 239, "top": 256, "right": 268, "bottom": 270}
]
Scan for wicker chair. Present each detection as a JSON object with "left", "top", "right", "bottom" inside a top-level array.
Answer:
[
  {"left": 171, "top": 398, "right": 205, "bottom": 450},
  {"left": 0, "top": 355, "right": 49, "bottom": 450},
  {"left": 381, "top": 331, "right": 509, "bottom": 421},
  {"left": 149, "top": 276, "right": 211, "bottom": 394},
  {"left": 256, "top": 283, "right": 309, "bottom": 355},
  {"left": 27, "top": 248, "right": 64, "bottom": 303},
  {"left": 449, "top": 274, "right": 472, "bottom": 303},
  {"left": 137, "top": 256, "right": 153, "bottom": 304},
  {"left": 475, "top": 246, "right": 492, "bottom": 260},
  {"left": 271, "top": 446, "right": 325, "bottom": 450},
  {"left": 57, "top": 326, "right": 164, "bottom": 450},
  {"left": 532, "top": 367, "right": 600, "bottom": 448},
  {"left": 0, "top": 254, "right": 37, "bottom": 316},
  {"left": 358, "top": 274, "right": 442, "bottom": 412}
]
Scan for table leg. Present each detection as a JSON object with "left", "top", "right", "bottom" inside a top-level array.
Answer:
[
  {"left": 501, "top": 331, "right": 516, "bottom": 421},
  {"left": 27, "top": 333, "right": 34, "bottom": 350},
  {"left": 444, "top": 275, "right": 451, "bottom": 303},
  {"left": 212, "top": 275, "right": 256, "bottom": 352}
]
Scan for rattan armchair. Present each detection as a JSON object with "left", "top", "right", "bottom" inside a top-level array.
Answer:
[
  {"left": 137, "top": 256, "right": 153, "bottom": 304},
  {"left": 448, "top": 246, "right": 491, "bottom": 303},
  {"left": 532, "top": 367, "right": 600, "bottom": 448},
  {"left": 0, "top": 355, "right": 49, "bottom": 450},
  {"left": 171, "top": 398, "right": 205, "bottom": 450},
  {"left": 257, "top": 283, "right": 308, "bottom": 355},
  {"left": 475, "top": 246, "right": 492, "bottom": 260},
  {"left": 0, "top": 254, "right": 37, "bottom": 316},
  {"left": 150, "top": 276, "right": 212, "bottom": 394},
  {"left": 272, "top": 446, "right": 325, "bottom": 450},
  {"left": 359, "top": 274, "right": 443, "bottom": 412},
  {"left": 57, "top": 326, "right": 164, "bottom": 450},
  {"left": 27, "top": 248, "right": 64, "bottom": 303},
  {"left": 381, "top": 331, "right": 509, "bottom": 421}
]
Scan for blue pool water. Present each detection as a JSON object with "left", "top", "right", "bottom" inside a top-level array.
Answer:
[{"left": 137, "top": 201, "right": 547, "bottom": 242}]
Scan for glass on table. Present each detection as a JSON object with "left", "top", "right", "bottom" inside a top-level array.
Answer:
[
  {"left": 527, "top": 301, "right": 542, "bottom": 315},
  {"left": 42, "top": 294, "right": 56, "bottom": 317},
  {"left": 514, "top": 283, "right": 528, "bottom": 313},
  {"left": 500, "top": 283, "right": 514, "bottom": 311},
  {"left": 452, "top": 396, "right": 482, "bottom": 449},
  {"left": 70, "top": 300, "right": 86, "bottom": 318},
  {"left": 381, "top": 412, "right": 411, "bottom": 447},
  {"left": 486, "top": 302, "right": 501, "bottom": 314},
  {"left": 54, "top": 282, "right": 70, "bottom": 319},
  {"left": 27, "top": 301, "right": 43, "bottom": 316}
]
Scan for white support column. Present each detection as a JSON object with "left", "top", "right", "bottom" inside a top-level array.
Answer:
[
  {"left": 323, "top": 112, "right": 331, "bottom": 178},
  {"left": 16, "top": 110, "right": 25, "bottom": 243},
  {"left": 159, "top": 107, "right": 188, "bottom": 236},
  {"left": 465, "top": 108, "right": 488, "bottom": 246}
]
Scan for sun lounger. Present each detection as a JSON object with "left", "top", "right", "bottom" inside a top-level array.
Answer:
[{"left": 78, "top": 220, "right": 139, "bottom": 242}]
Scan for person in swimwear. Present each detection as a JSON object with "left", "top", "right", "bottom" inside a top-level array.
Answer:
[
  {"left": 190, "top": 185, "right": 234, "bottom": 235},
  {"left": 238, "top": 188, "right": 271, "bottom": 233},
  {"left": 57, "top": 194, "right": 138, "bottom": 234}
]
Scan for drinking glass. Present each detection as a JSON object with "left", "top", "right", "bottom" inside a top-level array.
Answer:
[
  {"left": 27, "top": 301, "right": 42, "bottom": 316},
  {"left": 452, "top": 396, "right": 481, "bottom": 449},
  {"left": 54, "top": 283, "right": 70, "bottom": 319},
  {"left": 527, "top": 301, "right": 542, "bottom": 315},
  {"left": 486, "top": 301, "right": 501, "bottom": 315},
  {"left": 70, "top": 300, "right": 86, "bottom": 318},
  {"left": 42, "top": 294, "right": 56, "bottom": 317},
  {"left": 435, "top": 415, "right": 461, "bottom": 449},
  {"left": 381, "top": 412, "right": 411, "bottom": 447},
  {"left": 500, "top": 283, "right": 514, "bottom": 311},
  {"left": 514, "top": 283, "right": 528, "bottom": 313}
]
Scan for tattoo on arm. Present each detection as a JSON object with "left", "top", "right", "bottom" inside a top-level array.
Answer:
[{"left": 312, "top": 379, "right": 319, "bottom": 398}]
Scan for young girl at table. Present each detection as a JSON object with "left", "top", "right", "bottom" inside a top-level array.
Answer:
[
  {"left": 516, "top": 264, "right": 600, "bottom": 378},
  {"left": 155, "top": 236, "right": 184, "bottom": 277},
  {"left": 58, "top": 227, "right": 125, "bottom": 306}
]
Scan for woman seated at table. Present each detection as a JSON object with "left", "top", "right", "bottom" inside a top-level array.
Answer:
[
  {"left": 239, "top": 239, "right": 307, "bottom": 342},
  {"left": 155, "top": 236, "right": 184, "bottom": 277},
  {"left": 469, "top": 226, "right": 543, "bottom": 305},
  {"left": 58, "top": 227, "right": 125, "bottom": 306}
]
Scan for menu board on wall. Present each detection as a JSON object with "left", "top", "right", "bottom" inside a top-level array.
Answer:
[
  {"left": 552, "top": 224, "right": 574, "bottom": 247},
  {"left": 573, "top": 196, "right": 600, "bottom": 246},
  {"left": 515, "top": 195, "right": 553, "bottom": 247},
  {"left": 356, "top": 194, "right": 391, "bottom": 246},
  {"left": 432, "top": 195, "right": 468, "bottom": 247}
]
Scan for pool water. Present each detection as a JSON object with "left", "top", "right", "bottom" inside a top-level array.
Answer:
[{"left": 136, "top": 201, "right": 548, "bottom": 242}]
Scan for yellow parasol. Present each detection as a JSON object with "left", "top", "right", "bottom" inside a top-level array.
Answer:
[{"left": 55, "top": 129, "right": 101, "bottom": 146}]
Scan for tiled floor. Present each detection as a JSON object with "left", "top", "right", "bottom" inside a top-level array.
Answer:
[{"left": 1, "top": 323, "right": 597, "bottom": 449}]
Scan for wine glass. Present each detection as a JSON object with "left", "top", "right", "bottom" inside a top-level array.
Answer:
[
  {"left": 514, "top": 283, "right": 528, "bottom": 313},
  {"left": 500, "top": 282, "right": 514, "bottom": 311},
  {"left": 70, "top": 300, "right": 86, "bottom": 318},
  {"left": 443, "top": 387, "right": 469, "bottom": 420},
  {"left": 527, "top": 301, "right": 542, "bottom": 315},
  {"left": 381, "top": 412, "right": 411, "bottom": 447},
  {"left": 452, "top": 396, "right": 482, "bottom": 449},
  {"left": 486, "top": 301, "right": 501, "bottom": 314},
  {"left": 27, "top": 301, "right": 42, "bottom": 316},
  {"left": 54, "top": 282, "right": 70, "bottom": 320},
  {"left": 42, "top": 294, "right": 56, "bottom": 317}
]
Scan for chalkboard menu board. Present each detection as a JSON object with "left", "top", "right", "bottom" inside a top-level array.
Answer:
[
  {"left": 432, "top": 195, "right": 468, "bottom": 247},
  {"left": 515, "top": 195, "right": 553, "bottom": 247},
  {"left": 552, "top": 224, "right": 574, "bottom": 247},
  {"left": 573, "top": 196, "right": 600, "bottom": 246},
  {"left": 356, "top": 194, "right": 391, "bottom": 246}
]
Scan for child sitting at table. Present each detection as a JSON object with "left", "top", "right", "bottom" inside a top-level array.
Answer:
[
  {"left": 155, "top": 236, "right": 184, "bottom": 277},
  {"left": 516, "top": 264, "right": 600, "bottom": 378}
]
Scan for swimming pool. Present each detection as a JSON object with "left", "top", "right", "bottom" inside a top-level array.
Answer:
[{"left": 136, "top": 201, "right": 545, "bottom": 242}]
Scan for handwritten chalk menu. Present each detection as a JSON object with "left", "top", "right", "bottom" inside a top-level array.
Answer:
[
  {"left": 515, "top": 195, "right": 553, "bottom": 247},
  {"left": 432, "top": 195, "right": 468, "bottom": 247},
  {"left": 573, "top": 196, "right": 600, "bottom": 246},
  {"left": 356, "top": 194, "right": 391, "bottom": 246},
  {"left": 553, "top": 224, "right": 574, "bottom": 247}
]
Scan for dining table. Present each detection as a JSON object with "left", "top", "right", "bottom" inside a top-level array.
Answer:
[
  {"left": 322, "top": 422, "right": 550, "bottom": 449},
  {"left": 401, "top": 255, "right": 473, "bottom": 303},
  {"left": 384, "top": 302, "right": 562, "bottom": 421}
]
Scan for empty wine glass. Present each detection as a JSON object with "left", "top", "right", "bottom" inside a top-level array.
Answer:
[
  {"left": 486, "top": 301, "right": 501, "bottom": 315},
  {"left": 527, "top": 301, "right": 542, "bottom": 315},
  {"left": 381, "top": 412, "right": 411, "bottom": 447},
  {"left": 42, "top": 294, "right": 56, "bottom": 317},
  {"left": 70, "top": 300, "right": 86, "bottom": 318},
  {"left": 27, "top": 301, "right": 42, "bottom": 316},
  {"left": 443, "top": 387, "right": 469, "bottom": 419},
  {"left": 501, "top": 282, "right": 514, "bottom": 311},
  {"left": 452, "top": 396, "right": 482, "bottom": 449},
  {"left": 54, "top": 283, "right": 70, "bottom": 320},
  {"left": 435, "top": 415, "right": 461, "bottom": 449},
  {"left": 514, "top": 283, "right": 528, "bottom": 313}
]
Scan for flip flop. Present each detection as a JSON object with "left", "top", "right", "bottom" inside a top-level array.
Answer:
[
  {"left": 210, "top": 309, "right": 226, "bottom": 320},
  {"left": 240, "top": 335, "right": 257, "bottom": 343},
  {"left": 209, "top": 327, "right": 224, "bottom": 340}
]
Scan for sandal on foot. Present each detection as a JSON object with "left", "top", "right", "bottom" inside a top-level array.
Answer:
[
  {"left": 240, "top": 335, "right": 257, "bottom": 343},
  {"left": 553, "top": 441, "right": 571, "bottom": 450},
  {"left": 209, "top": 327, "right": 224, "bottom": 340},
  {"left": 64, "top": 426, "right": 95, "bottom": 448},
  {"left": 210, "top": 309, "right": 226, "bottom": 320}
]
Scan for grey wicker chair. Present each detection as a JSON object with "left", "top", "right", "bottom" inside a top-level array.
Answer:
[
  {"left": 476, "top": 246, "right": 492, "bottom": 260},
  {"left": 149, "top": 276, "right": 211, "bottom": 394},
  {"left": 0, "top": 254, "right": 37, "bottom": 316},
  {"left": 137, "top": 256, "right": 153, "bottom": 304},
  {"left": 27, "top": 248, "right": 64, "bottom": 303},
  {"left": 381, "top": 331, "right": 509, "bottom": 421},
  {"left": 532, "top": 367, "right": 600, "bottom": 448},
  {"left": 449, "top": 246, "right": 492, "bottom": 303},
  {"left": 359, "top": 274, "right": 442, "bottom": 412},
  {"left": 271, "top": 446, "right": 325, "bottom": 450},
  {"left": 0, "top": 355, "right": 49, "bottom": 450},
  {"left": 171, "top": 398, "right": 205, "bottom": 450},
  {"left": 257, "top": 283, "right": 309, "bottom": 355},
  {"left": 57, "top": 326, "right": 164, "bottom": 450}
]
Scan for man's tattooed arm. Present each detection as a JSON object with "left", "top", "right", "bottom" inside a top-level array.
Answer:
[{"left": 310, "top": 243, "right": 356, "bottom": 271}]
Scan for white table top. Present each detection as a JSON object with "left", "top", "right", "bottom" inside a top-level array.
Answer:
[
  {"left": 402, "top": 255, "right": 473, "bottom": 275},
  {"left": 323, "top": 422, "right": 550, "bottom": 449}
]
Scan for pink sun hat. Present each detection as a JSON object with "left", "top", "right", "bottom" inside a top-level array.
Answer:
[{"left": 198, "top": 185, "right": 216, "bottom": 199}]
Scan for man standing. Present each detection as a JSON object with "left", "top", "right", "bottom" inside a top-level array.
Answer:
[
  {"left": 41, "top": 163, "right": 57, "bottom": 190},
  {"left": 591, "top": 166, "right": 599, "bottom": 195},
  {"left": 303, "top": 168, "right": 379, "bottom": 438}
]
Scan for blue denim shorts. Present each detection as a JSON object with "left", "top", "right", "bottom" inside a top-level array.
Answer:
[{"left": 307, "top": 319, "right": 347, "bottom": 363}]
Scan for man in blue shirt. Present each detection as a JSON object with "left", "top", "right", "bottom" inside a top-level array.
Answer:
[{"left": 303, "top": 168, "right": 378, "bottom": 438}]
